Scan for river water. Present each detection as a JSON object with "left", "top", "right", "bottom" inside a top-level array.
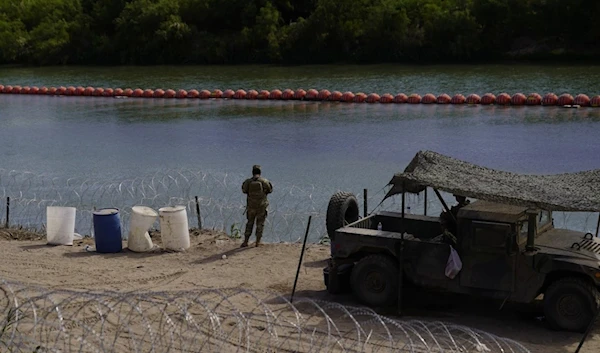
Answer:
[{"left": 1, "top": 65, "right": 599, "bottom": 242}]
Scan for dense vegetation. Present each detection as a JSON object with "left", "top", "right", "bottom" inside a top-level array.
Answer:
[{"left": 1, "top": 0, "right": 599, "bottom": 65}]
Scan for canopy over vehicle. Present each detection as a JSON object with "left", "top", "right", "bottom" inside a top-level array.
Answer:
[
  {"left": 325, "top": 150, "right": 600, "bottom": 333},
  {"left": 384, "top": 150, "right": 600, "bottom": 212}
]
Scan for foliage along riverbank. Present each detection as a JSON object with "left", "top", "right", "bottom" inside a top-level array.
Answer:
[{"left": 1, "top": 0, "right": 599, "bottom": 66}]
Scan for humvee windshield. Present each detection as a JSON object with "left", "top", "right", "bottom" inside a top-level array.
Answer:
[{"left": 518, "top": 210, "right": 552, "bottom": 243}]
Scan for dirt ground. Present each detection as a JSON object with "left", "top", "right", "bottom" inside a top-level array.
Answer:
[{"left": 0, "top": 227, "right": 598, "bottom": 353}]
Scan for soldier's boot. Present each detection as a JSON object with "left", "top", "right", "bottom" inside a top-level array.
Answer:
[
  {"left": 240, "top": 235, "right": 250, "bottom": 248},
  {"left": 255, "top": 235, "right": 262, "bottom": 247}
]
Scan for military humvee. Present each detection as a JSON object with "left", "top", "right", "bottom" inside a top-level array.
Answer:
[{"left": 324, "top": 151, "right": 600, "bottom": 333}]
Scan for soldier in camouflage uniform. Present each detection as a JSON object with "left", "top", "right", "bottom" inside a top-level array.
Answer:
[
  {"left": 241, "top": 165, "right": 273, "bottom": 248},
  {"left": 435, "top": 195, "right": 470, "bottom": 246}
]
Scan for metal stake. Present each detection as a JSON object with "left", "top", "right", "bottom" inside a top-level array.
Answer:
[{"left": 290, "top": 215, "right": 312, "bottom": 303}]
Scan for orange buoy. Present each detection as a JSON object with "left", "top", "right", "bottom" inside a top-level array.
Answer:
[
  {"left": 141, "top": 89, "right": 152, "bottom": 98},
  {"left": 480, "top": 93, "right": 496, "bottom": 105},
  {"left": 211, "top": 89, "right": 223, "bottom": 98},
  {"left": 30, "top": 86, "right": 39, "bottom": 94},
  {"left": 466, "top": 94, "right": 481, "bottom": 104},
  {"left": 393, "top": 93, "right": 408, "bottom": 103},
  {"left": 2, "top": 85, "right": 10, "bottom": 93},
  {"left": 591, "top": 95, "right": 600, "bottom": 107},
  {"left": 421, "top": 93, "right": 436, "bottom": 104},
  {"left": 366, "top": 93, "right": 381, "bottom": 103},
  {"left": 496, "top": 93, "right": 511, "bottom": 105},
  {"left": 20, "top": 86, "right": 31, "bottom": 94},
  {"left": 281, "top": 89, "right": 294, "bottom": 100},
  {"left": 353, "top": 92, "right": 367, "bottom": 103},
  {"left": 305, "top": 89, "right": 319, "bottom": 100},
  {"left": 269, "top": 89, "right": 282, "bottom": 100},
  {"left": 407, "top": 94, "right": 421, "bottom": 104},
  {"left": 92, "top": 87, "right": 104, "bottom": 96},
  {"left": 341, "top": 91, "right": 355, "bottom": 102},
  {"left": 72, "top": 86, "right": 82, "bottom": 95},
  {"left": 451, "top": 94, "right": 466, "bottom": 104},
  {"left": 12, "top": 85, "right": 22, "bottom": 94},
  {"left": 84, "top": 87, "right": 95, "bottom": 96},
  {"left": 294, "top": 89, "right": 306, "bottom": 100},
  {"left": 131, "top": 88, "right": 143, "bottom": 97},
  {"left": 318, "top": 89, "right": 331, "bottom": 101},
  {"left": 557, "top": 93, "right": 574, "bottom": 106},
  {"left": 246, "top": 89, "right": 259, "bottom": 99},
  {"left": 153, "top": 89, "right": 165, "bottom": 98},
  {"left": 542, "top": 93, "right": 558, "bottom": 106},
  {"left": 199, "top": 90, "right": 211, "bottom": 99},
  {"left": 56, "top": 87, "right": 66, "bottom": 95},
  {"left": 187, "top": 89, "right": 199, "bottom": 98},
  {"left": 164, "top": 89, "right": 176, "bottom": 98},
  {"left": 176, "top": 89, "right": 188, "bottom": 98},
  {"left": 436, "top": 94, "right": 451, "bottom": 104},
  {"left": 329, "top": 91, "right": 343, "bottom": 101},
  {"left": 234, "top": 89, "right": 247, "bottom": 99},
  {"left": 113, "top": 88, "right": 123, "bottom": 96},
  {"left": 65, "top": 86, "right": 76, "bottom": 96},
  {"left": 257, "top": 90, "right": 270, "bottom": 100},
  {"left": 526, "top": 93, "right": 541, "bottom": 105},
  {"left": 39, "top": 87, "right": 48, "bottom": 95},
  {"left": 103, "top": 88, "right": 114, "bottom": 97},
  {"left": 511, "top": 93, "right": 526, "bottom": 105},
  {"left": 222, "top": 89, "right": 234, "bottom": 99},
  {"left": 379, "top": 93, "right": 394, "bottom": 103},
  {"left": 574, "top": 94, "right": 590, "bottom": 106},
  {"left": 0, "top": 85, "right": 4, "bottom": 92}
]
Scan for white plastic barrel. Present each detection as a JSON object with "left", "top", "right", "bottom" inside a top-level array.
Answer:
[
  {"left": 127, "top": 206, "right": 158, "bottom": 252},
  {"left": 46, "top": 206, "right": 76, "bottom": 245},
  {"left": 158, "top": 206, "right": 190, "bottom": 251}
]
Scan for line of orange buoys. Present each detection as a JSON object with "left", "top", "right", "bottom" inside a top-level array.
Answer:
[{"left": 1, "top": 85, "right": 599, "bottom": 107}]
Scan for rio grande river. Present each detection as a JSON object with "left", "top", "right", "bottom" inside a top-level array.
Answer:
[{"left": 1, "top": 64, "right": 599, "bottom": 241}]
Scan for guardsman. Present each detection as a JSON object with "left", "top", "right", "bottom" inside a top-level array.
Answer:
[{"left": 241, "top": 165, "right": 273, "bottom": 247}]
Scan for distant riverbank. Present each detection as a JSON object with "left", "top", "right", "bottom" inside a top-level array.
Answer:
[{"left": 1, "top": 0, "right": 598, "bottom": 66}]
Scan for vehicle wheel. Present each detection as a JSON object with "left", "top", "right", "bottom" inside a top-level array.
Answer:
[
  {"left": 326, "top": 192, "right": 360, "bottom": 239},
  {"left": 350, "top": 254, "right": 398, "bottom": 307},
  {"left": 544, "top": 277, "right": 600, "bottom": 332}
]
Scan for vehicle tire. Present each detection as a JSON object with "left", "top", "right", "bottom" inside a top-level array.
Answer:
[
  {"left": 350, "top": 254, "right": 398, "bottom": 307},
  {"left": 544, "top": 277, "right": 600, "bottom": 332},
  {"left": 326, "top": 191, "right": 360, "bottom": 239}
]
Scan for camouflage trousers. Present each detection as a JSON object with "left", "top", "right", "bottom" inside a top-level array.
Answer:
[{"left": 244, "top": 206, "right": 268, "bottom": 242}]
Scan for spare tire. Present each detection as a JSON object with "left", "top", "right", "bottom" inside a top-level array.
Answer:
[{"left": 326, "top": 191, "right": 360, "bottom": 239}]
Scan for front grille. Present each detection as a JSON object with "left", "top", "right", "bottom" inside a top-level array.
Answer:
[{"left": 579, "top": 239, "right": 600, "bottom": 255}]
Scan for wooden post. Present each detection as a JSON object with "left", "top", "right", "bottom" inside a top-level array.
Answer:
[
  {"left": 290, "top": 215, "right": 312, "bottom": 303},
  {"left": 195, "top": 196, "right": 202, "bottom": 229},
  {"left": 397, "top": 183, "right": 405, "bottom": 315},
  {"left": 5, "top": 197, "right": 9, "bottom": 228},
  {"left": 423, "top": 188, "right": 428, "bottom": 216},
  {"left": 575, "top": 308, "right": 600, "bottom": 353},
  {"left": 363, "top": 189, "right": 368, "bottom": 218},
  {"left": 434, "top": 189, "right": 455, "bottom": 223}
]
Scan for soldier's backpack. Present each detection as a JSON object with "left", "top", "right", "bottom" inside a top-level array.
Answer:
[{"left": 248, "top": 177, "right": 264, "bottom": 199}]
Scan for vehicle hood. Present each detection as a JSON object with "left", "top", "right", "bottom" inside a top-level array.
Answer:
[{"left": 536, "top": 228, "right": 600, "bottom": 262}]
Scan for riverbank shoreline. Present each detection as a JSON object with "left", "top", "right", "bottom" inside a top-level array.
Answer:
[{"left": 0, "top": 227, "right": 599, "bottom": 352}]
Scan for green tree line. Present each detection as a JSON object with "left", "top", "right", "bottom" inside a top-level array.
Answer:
[{"left": 1, "top": 0, "right": 599, "bottom": 65}]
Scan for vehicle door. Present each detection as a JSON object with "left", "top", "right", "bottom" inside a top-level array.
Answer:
[{"left": 459, "top": 220, "right": 517, "bottom": 292}]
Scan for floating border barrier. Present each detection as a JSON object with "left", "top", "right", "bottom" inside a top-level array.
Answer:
[{"left": 1, "top": 84, "right": 599, "bottom": 107}]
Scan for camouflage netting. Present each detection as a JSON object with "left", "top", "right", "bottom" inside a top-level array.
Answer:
[{"left": 384, "top": 150, "right": 600, "bottom": 212}]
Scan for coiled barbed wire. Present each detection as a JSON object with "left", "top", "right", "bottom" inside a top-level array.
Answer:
[
  {"left": 0, "top": 278, "right": 531, "bottom": 353},
  {"left": 0, "top": 168, "right": 598, "bottom": 243}
]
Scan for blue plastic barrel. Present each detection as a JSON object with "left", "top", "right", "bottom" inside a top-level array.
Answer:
[{"left": 93, "top": 208, "right": 122, "bottom": 253}]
